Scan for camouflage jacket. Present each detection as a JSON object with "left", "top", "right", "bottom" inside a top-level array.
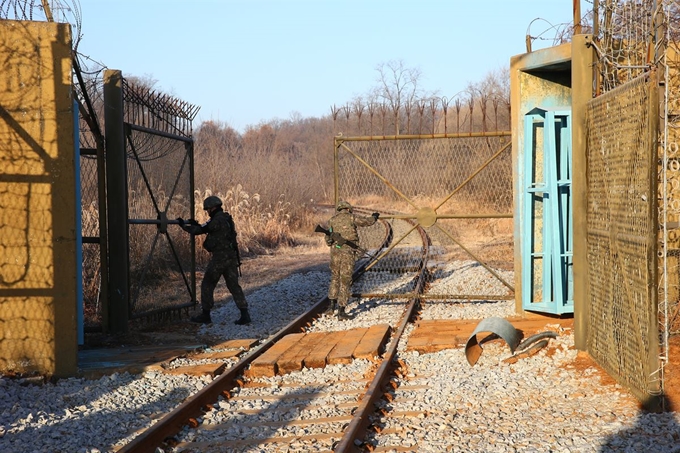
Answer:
[
  {"left": 326, "top": 211, "right": 376, "bottom": 251},
  {"left": 182, "top": 208, "right": 238, "bottom": 257}
]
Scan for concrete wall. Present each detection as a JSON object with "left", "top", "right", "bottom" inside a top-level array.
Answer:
[{"left": 0, "top": 20, "right": 77, "bottom": 377}]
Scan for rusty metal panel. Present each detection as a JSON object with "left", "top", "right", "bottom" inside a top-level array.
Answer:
[
  {"left": 585, "top": 72, "right": 660, "bottom": 404},
  {"left": 334, "top": 132, "right": 514, "bottom": 302}
]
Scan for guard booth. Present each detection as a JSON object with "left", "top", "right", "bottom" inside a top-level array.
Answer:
[
  {"left": 521, "top": 106, "right": 573, "bottom": 314},
  {"left": 511, "top": 41, "right": 575, "bottom": 318}
]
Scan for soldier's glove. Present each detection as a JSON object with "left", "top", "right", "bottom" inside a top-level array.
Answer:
[
  {"left": 176, "top": 217, "right": 188, "bottom": 231},
  {"left": 372, "top": 212, "right": 380, "bottom": 220},
  {"left": 189, "top": 219, "right": 199, "bottom": 226}
]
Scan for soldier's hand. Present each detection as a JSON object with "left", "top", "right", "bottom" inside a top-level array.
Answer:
[
  {"left": 176, "top": 217, "right": 185, "bottom": 224},
  {"left": 189, "top": 219, "right": 199, "bottom": 225},
  {"left": 372, "top": 212, "right": 380, "bottom": 220}
]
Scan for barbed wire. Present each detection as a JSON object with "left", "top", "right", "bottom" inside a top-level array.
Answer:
[{"left": 0, "top": 0, "right": 83, "bottom": 49}]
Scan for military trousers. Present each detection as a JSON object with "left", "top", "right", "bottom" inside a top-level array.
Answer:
[
  {"left": 328, "top": 248, "right": 356, "bottom": 308},
  {"left": 201, "top": 254, "right": 247, "bottom": 312}
]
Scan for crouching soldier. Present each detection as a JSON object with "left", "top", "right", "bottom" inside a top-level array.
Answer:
[{"left": 177, "top": 195, "right": 251, "bottom": 325}]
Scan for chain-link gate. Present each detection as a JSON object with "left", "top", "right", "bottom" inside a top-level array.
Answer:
[
  {"left": 77, "top": 69, "right": 199, "bottom": 330},
  {"left": 583, "top": 0, "right": 672, "bottom": 407},
  {"left": 585, "top": 72, "right": 661, "bottom": 404},
  {"left": 334, "top": 133, "right": 514, "bottom": 302},
  {"left": 74, "top": 51, "right": 108, "bottom": 333},
  {"left": 78, "top": 125, "right": 106, "bottom": 330},
  {"left": 122, "top": 79, "right": 199, "bottom": 320}
]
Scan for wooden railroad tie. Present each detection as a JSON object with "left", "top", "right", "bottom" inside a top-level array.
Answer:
[{"left": 246, "top": 325, "right": 390, "bottom": 378}]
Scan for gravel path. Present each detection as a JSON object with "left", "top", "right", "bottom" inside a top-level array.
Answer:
[{"left": 1, "top": 261, "right": 680, "bottom": 452}]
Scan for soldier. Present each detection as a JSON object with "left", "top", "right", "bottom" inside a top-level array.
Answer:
[
  {"left": 177, "top": 195, "right": 251, "bottom": 325},
  {"left": 324, "top": 201, "right": 379, "bottom": 320}
]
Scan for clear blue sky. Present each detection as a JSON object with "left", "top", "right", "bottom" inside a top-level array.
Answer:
[{"left": 75, "top": 0, "right": 578, "bottom": 132}]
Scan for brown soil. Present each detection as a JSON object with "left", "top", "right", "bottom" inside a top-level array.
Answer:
[
  {"left": 82, "top": 246, "right": 330, "bottom": 349},
  {"left": 664, "top": 335, "right": 680, "bottom": 410},
  {"left": 562, "top": 335, "right": 680, "bottom": 412}
]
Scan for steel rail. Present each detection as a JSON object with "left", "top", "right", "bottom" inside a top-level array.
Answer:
[
  {"left": 116, "top": 297, "right": 329, "bottom": 453},
  {"left": 334, "top": 218, "right": 431, "bottom": 453},
  {"left": 116, "top": 215, "right": 394, "bottom": 453}
]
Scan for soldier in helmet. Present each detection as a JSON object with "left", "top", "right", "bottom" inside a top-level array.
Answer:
[
  {"left": 324, "top": 201, "right": 379, "bottom": 320},
  {"left": 177, "top": 195, "right": 251, "bottom": 325}
]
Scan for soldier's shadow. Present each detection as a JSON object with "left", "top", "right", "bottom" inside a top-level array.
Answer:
[{"left": 599, "top": 398, "right": 680, "bottom": 452}]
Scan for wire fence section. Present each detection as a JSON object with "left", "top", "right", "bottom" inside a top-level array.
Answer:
[{"left": 335, "top": 134, "right": 514, "bottom": 303}]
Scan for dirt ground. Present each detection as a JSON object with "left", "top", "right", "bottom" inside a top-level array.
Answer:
[
  {"left": 561, "top": 330, "right": 680, "bottom": 412},
  {"left": 83, "top": 246, "right": 331, "bottom": 349},
  {"left": 83, "top": 247, "right": 680, "bottom": 412},
  {"left": 663, "top": 336, "right": 680, "bottom": 409}
]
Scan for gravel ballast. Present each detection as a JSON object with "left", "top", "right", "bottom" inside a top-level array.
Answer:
[{"left": 1, "top": 262, "right": 679, "bottom": 452}]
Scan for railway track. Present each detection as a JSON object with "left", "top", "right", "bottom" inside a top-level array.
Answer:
[{"left": 116, "top": 212, "right": 433, "bottom": 453}]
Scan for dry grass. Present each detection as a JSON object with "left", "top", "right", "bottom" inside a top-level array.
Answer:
[
  {"left": 81, "top": 186, "right": 512, "bottom": 311},
  {"left": 194, "top": 185, "right": 298, "bottom": 256}
]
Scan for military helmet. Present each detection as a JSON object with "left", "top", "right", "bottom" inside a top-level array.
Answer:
[
  {"left": 336, "top": 200, "right": 352, "bottom": 212},
  {"left": 203, "top": 195, "right": 223, "bottom": 210}
]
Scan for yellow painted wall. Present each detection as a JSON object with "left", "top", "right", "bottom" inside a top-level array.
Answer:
[{"left": 0, "top": 20, "right": 76, "bottom": 377}]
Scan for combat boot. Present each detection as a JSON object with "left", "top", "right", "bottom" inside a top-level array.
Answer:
[
  {"left": 235, "top": 307, "right": 251, "bottom": 325},
  {"left": 337, "top": 306, "right": 355, "bottom": 320},
  {"left": 190, "top": 309, "right": 212, "bottom": 324},
  {"left": 324, "top": 299, "right": 337, "bottom": 315}
]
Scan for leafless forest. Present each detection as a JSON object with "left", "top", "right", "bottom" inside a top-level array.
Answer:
[
  {"left": 193, "top": 61, "right": 511, "bottom": 256},
  {"left": 78, "top": 62, "right": 513, "bottom": 320}
]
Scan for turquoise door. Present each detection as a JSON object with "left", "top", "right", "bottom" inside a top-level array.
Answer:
[{"left": 522, "top": 107, "right": 573, "bottom": 314}]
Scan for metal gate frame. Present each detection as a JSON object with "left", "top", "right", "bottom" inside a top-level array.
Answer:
[
  {"left": 584, "top": 71, "right": 661, "bottom": 408},
  {"left": 124, "top": 124, "right": 196, "bottom": 319},
  {"left": 103, "top": 70, "right": 199, "bottom": 332},
  {"left": 334, "top": 132, "right": 514, "bottom": 302},
  {"left": 521, "top": 107, "right": 574, "bottom": 315}
]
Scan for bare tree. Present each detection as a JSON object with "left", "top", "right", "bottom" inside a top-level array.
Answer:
[
  {"left": 194, "top": 120, "right": 242, "bottom": 189},
  {"left": 464, "top": 65, "right": 511, "bottom": 131},
  {"left": 373, "top": 59, "right": 428, "bottom": 135}
]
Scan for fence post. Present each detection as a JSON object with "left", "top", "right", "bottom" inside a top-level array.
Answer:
[
  {"left": 104, "top": 70, "right": 129, "bottom": 333},
  {"left": 571, "top": 35, "right": 594, "bottom": 351}
]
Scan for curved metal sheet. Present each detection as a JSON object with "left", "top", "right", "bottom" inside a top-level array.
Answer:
[{"left": 465, "top": 316, "right": 521, "bottom": 366}]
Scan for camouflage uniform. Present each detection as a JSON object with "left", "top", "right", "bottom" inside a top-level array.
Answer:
[
  {"left": 180, "top": 203, "right": 249, "bottom": 324},
  {"left": 326, "top": 207, "right": 377, "bottom": 310}
]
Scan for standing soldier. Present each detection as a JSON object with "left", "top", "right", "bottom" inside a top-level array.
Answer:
[
  {"left": 177, "top": 195, "right": 251, "bottom": 325},
  {"left": 325, "top": 201, "right": 379, "bottom": 320}
]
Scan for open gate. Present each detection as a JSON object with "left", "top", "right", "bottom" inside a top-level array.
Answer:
[
  {"left": 100, "top": 70, "right": 199, "bottom": 331},
  {"left": 121, "top": 77, "right": 199, "bottom": 320},
  {"left": 334, "top": 132, "right": 514, "bottom": 302},
  {"left": 585, "top": 72, "right": 661, "bottom": 405}
]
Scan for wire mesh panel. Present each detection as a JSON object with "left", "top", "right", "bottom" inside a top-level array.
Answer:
[
  {"left": 585, "top": 73, "right": 660, "bottom": 403},
  {"left": 123, "top": 79, "right": 198, "bottom": 319},
  {"left": 593, "top": 0, "right": 666, "bottom": 95},
  {"left": 662, "top": 3, "right": 680, "bottom": 338},
  {"left": 335, "top": 133, "right": 514, "bottom": 302},
  {"left": 79, "top": 153, "right": 102, "bottom": 322},
  {"left": 75, "top": 65, "right": 106, "bottom": 327}
]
